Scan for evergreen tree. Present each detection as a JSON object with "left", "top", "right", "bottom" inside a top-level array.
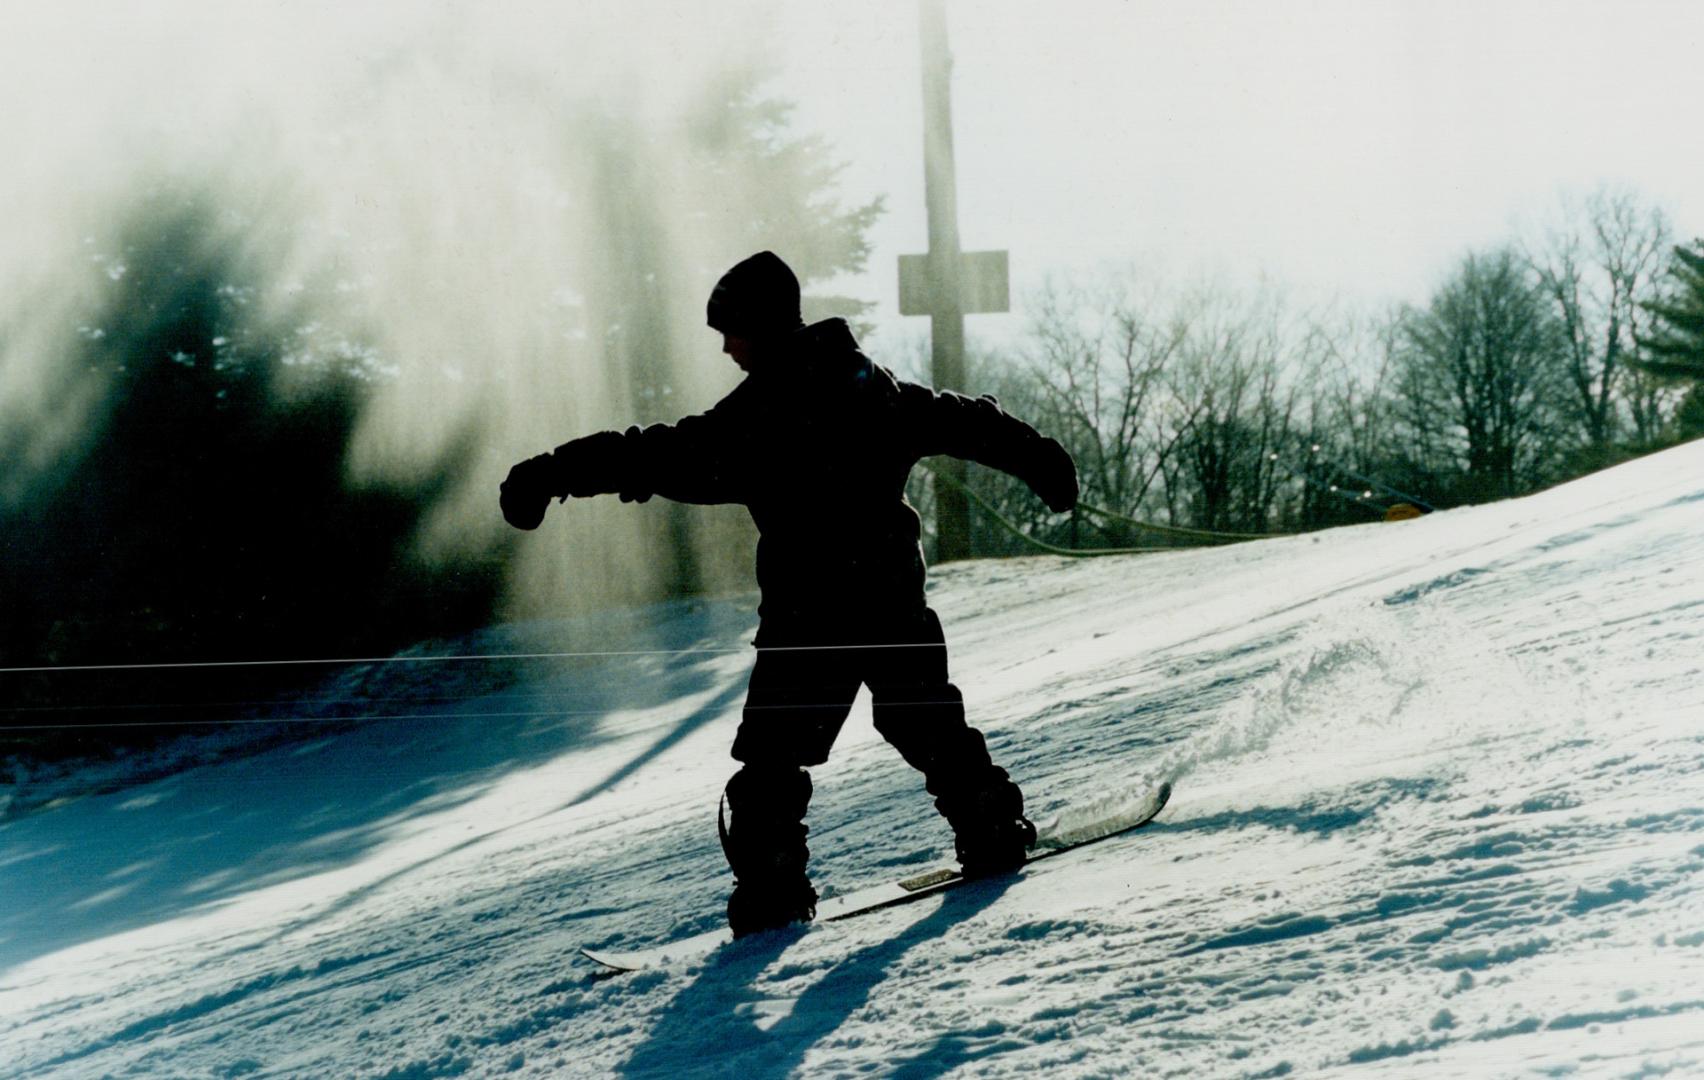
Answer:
[
  {"left": 561, "top": 65, "right": 884, "bottom": 597},
  {"left": 0, "top": 188, "right": 506, "bottom": 760},
  {"left": 1640, "top": 241, "right": 1704, "bottom": 378},
  {"left": 1637, "top": 241, "right": 1704, "bottom": 438}
]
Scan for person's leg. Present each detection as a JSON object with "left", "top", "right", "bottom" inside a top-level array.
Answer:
[
  {"left": 722, "top": 642, "right": 859, "bottom": 936},
  {"left": 866, "top": 609, "right": 1036, "bottom": 877},
  {"left": 721, "top": 761, "right": 816, "bottom": 937}
]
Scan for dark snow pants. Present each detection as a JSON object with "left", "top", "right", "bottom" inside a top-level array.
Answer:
[
  {"left": 719, "top": 608, "right": 1023, "bottom": 895},
  {"left": 730, "top": 608, "right": 997, "bottom": 780}
]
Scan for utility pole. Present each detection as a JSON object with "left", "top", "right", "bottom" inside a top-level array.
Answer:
[{"left": 901, "top": 0, "right": 1009, "bottom": 563}]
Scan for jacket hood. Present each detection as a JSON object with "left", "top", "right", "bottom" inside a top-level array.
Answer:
[
  {"left": 795, "top": 317, "right": 860, "bottom": 354},
  {"left": 788, "top": 318, "right": 873, "bottom": 386}
]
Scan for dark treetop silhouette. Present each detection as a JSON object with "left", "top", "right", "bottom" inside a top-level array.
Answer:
[{"left": 500, "top": 250, "right": 1077, "bottom": 937}]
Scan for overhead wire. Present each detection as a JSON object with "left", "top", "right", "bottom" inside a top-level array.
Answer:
[
  {"left": 0, "top": 639, "right": 964, "bottom": 677},
  {"left": 1, "top": 693, "right": 1003, "bottom": 732}
]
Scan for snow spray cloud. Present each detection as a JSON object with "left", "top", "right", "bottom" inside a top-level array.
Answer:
[
  {"left": 1040, "top": 600, "right": 1564, "bottom": 839},
  {"left": 0, "top": 0, "right": 873, "bottom": 633}
]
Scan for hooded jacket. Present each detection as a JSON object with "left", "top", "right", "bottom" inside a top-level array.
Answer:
[{"left": 578, "top": 318, "right": 1066, "bottom": 642}]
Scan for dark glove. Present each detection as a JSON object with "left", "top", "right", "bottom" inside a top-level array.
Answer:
[
  {"left": 501, "top": 428, "right": 652, "bottom": 528},
  {"left": 1026, "top": 437, "right": 1078, "bottom": 513},
  {"left": 500, "top": 453, "right": 559, "bottom": 530},
  {"left": 554, "top": 429, "right": 648, "bottom": 500}
]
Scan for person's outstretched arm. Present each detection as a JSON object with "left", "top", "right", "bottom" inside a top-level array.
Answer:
[
  {"left": 898, "top": 381, "right": 1079, "bottom": 513},
  {"left": 500, "top": 398, "right": 748, "bottom": 530}
]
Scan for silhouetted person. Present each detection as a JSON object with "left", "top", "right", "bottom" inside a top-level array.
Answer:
[{"left": 501, "top": 251, "right": 1078, "bottom": 936}]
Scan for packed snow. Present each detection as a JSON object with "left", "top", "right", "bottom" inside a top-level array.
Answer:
[{"left": 3, "top": 440, "right": 1703, "bottom": 1078}]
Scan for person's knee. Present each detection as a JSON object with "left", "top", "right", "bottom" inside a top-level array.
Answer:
[
  {"left": 725, "top": 762, "right": 812, "bottom": 822},
  {"left": 721, "top": 763, "right": 813, "bottom": 882},
  {"left": 731, "top": 717, "right": 839, "bottom": 766},
  {"left": 869, "top": 684, "right": 965, "bottom": 741}
]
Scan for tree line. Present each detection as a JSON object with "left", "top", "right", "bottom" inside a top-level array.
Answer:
[{"left": 926, "top": 189, "right": 1704, "bottom": 557}]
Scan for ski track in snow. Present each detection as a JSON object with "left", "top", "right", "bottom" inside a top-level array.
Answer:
[{"left": 3, "top": 443, "right": 1704, "bottom": 1078}]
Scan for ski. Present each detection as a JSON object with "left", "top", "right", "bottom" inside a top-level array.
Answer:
[{"left": 580, "top": 780, "right": 1172, "bottom": 973}]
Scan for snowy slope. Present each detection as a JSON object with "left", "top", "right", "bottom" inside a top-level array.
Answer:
[{"left": 3, "top": 440, "right": 1703, "bottom": 1079}]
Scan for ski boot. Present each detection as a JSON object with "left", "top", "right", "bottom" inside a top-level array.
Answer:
[
  {"left": 721, "top": 764, "right": 818, "bottom": 938},
  {"left": 940, "top": 771, "right": 1038, "bottom": 879}
]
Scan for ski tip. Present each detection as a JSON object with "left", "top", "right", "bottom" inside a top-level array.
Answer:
[
  {"left": 580, "top": 926, "right": 737, "bottom": 974},
  {"left": 580, "top": 947, "right": 642, "bottom": 973}
]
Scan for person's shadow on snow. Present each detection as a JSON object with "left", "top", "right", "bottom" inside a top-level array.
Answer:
[{"left": 618, "top": 876, "right": 1016, "bottom": 1079}]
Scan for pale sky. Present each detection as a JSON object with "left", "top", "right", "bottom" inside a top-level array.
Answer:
[
  {"left": 767, "top": 0, "right": 1704, "bottom": 347},
  {"left": 3, "top": 0, "right": 1701, "bottom": 354}
]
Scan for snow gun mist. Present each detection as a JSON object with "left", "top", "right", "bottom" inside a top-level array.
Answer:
[{"left": 0, "top": 0, "right": 882, "bottom": 692}]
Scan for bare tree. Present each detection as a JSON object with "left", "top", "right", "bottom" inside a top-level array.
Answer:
[
  {"left": 1525, "top": 188, "right": 1671, "bottom": 455},
  {"left": 1160, "top": 285, "right": 1308, "bottom": 533},
  {"left": 1396, "top": 249, "right": 1572, "bottom": 500},
  {"left": 1619, "top": 366, "right": 1676, "bottom": 445},
  {"left": 1289, "top": 307, "right": 1419, "bottom": 527},
  {"left": 1019, "top": 277, "right": 1188, "bottom": 525}
]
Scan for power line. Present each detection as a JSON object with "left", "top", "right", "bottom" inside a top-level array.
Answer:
[
  {"left": 1, "top": 695, "right": 980, "bottom": 733},
  {"left": 0, "top": 640, "right": 952, "bottom": 677}
]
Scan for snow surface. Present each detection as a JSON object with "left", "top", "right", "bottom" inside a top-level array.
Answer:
[{"left": 4, "top": 441, "right": 1704, "bottom": 1079}]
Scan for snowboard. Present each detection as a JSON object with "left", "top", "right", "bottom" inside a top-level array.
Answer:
[{"left": 580, "top": 780, "right": 1172, "bottom": 973}]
